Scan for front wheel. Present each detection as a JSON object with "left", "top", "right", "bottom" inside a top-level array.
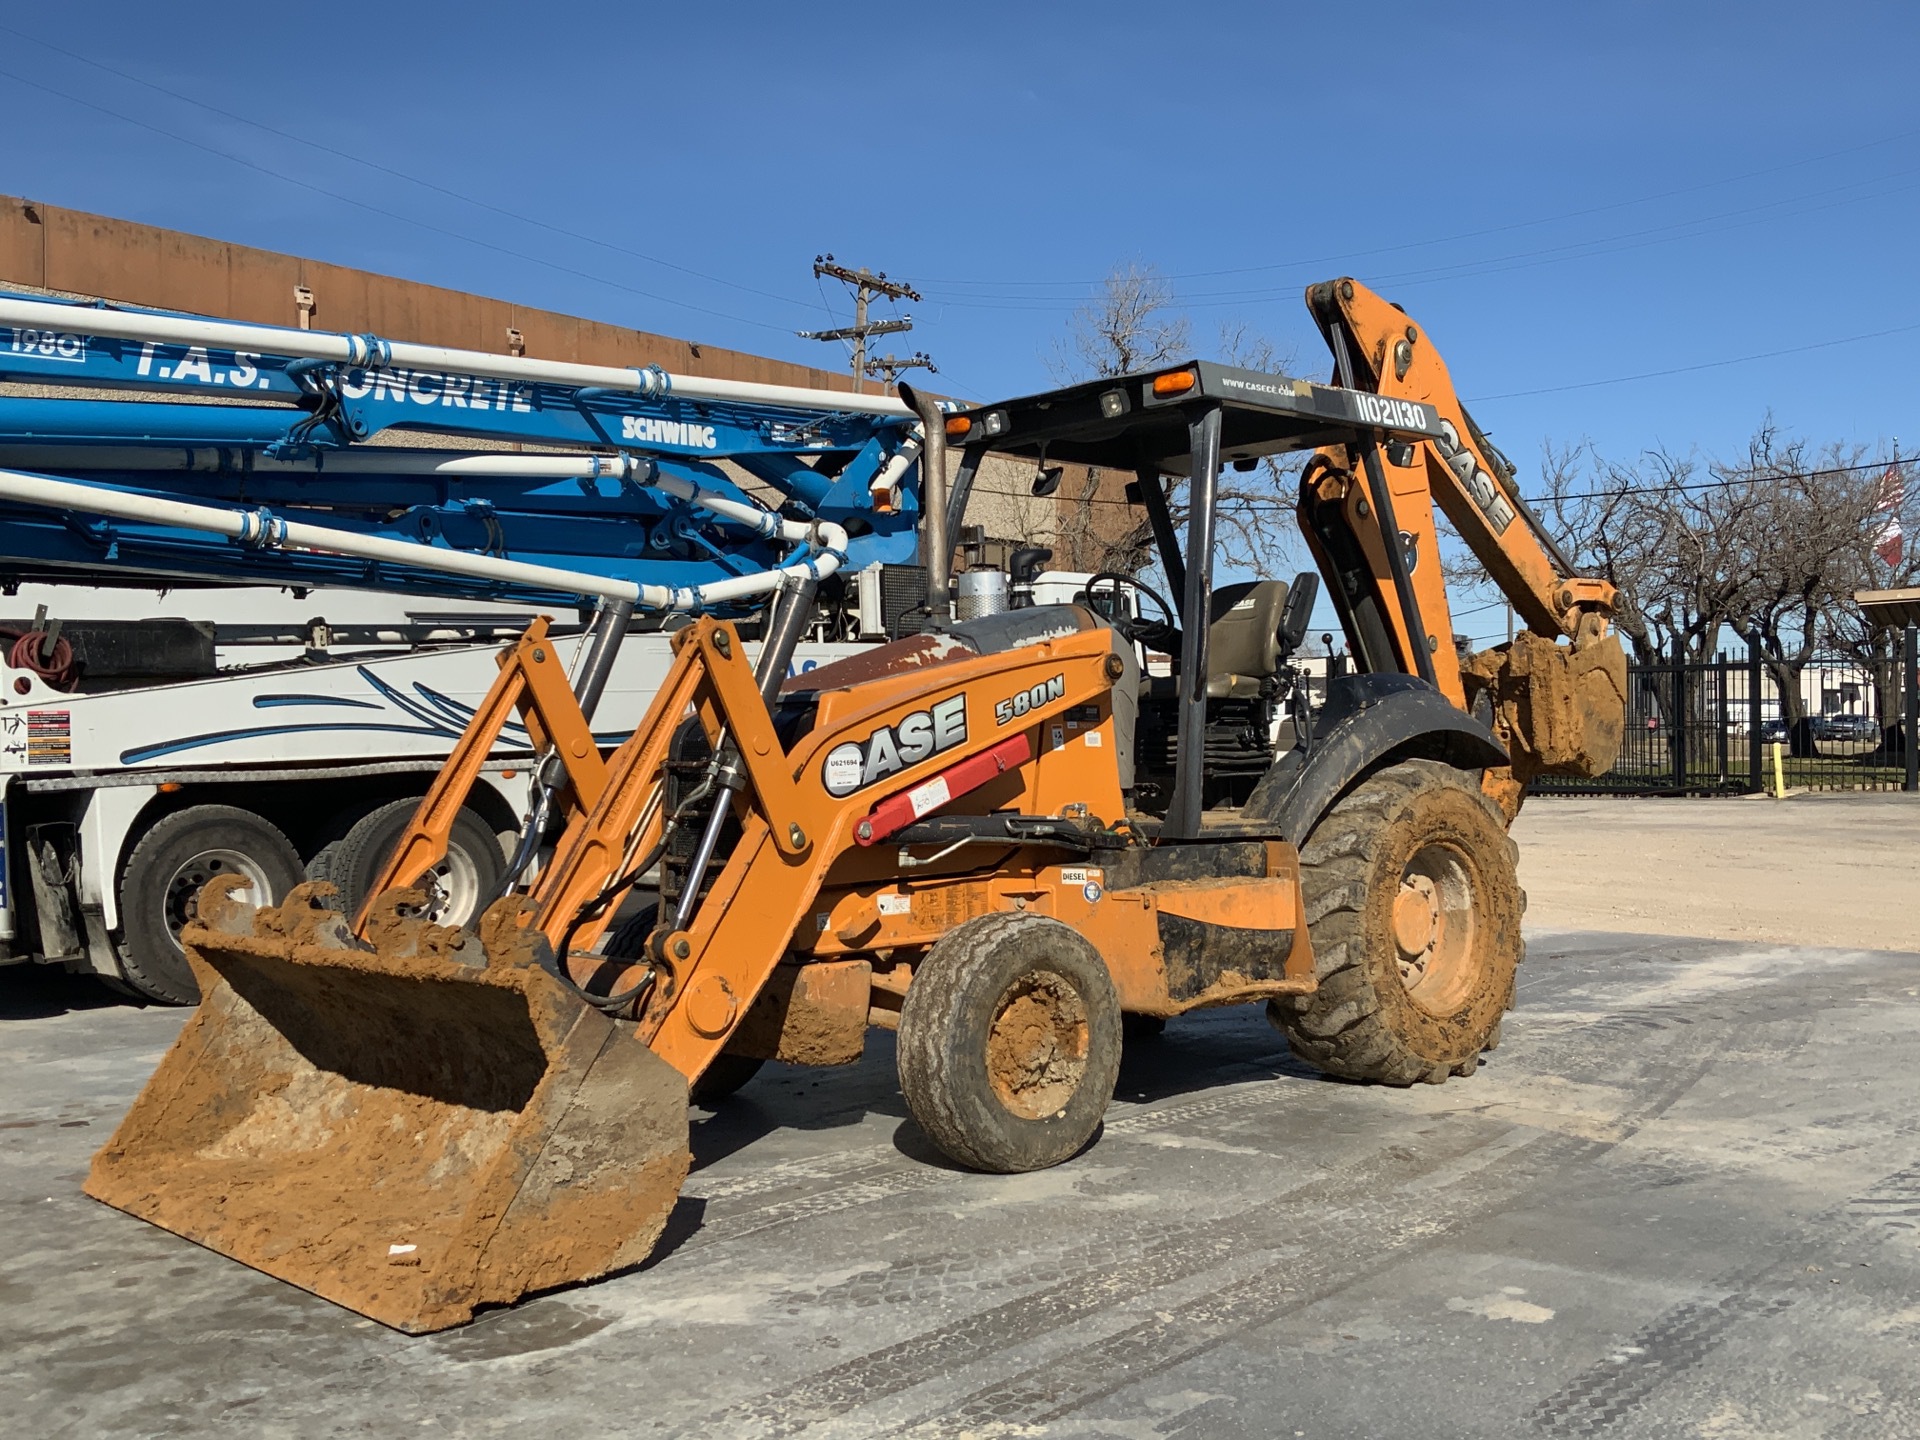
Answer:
[
  {"left": 897, "top": 912, "right": 1122, "bottom": 1173},
  {"left": 1269, "top": 759, "right": 1521, "bottom": 1085}
]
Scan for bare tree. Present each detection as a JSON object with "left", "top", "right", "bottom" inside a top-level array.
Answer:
[
  {"left": 1537, "top": 435, "right": 1765, "bottom": 758},
  {"left": 1720, "top": 422, "right": 1873, "bottom": 742},
  {"left": 1820, "top": 456, "right": 1919, "bottom": 747},
  {"left": 1047, "top": 265, "right": 1306, "bottom": 580},
  {"left": 1538, "top": 439, "right": 1762, "bottom": 669},
  {"left": 1048, "top": 263, "right": 1190, "bottom": 383},
  {"left": 1538, "top": 419, "right": 1913, "bottom": 756}
]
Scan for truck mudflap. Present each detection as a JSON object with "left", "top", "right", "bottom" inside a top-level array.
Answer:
[{"left": 84, "top": 877, "right": 690, "bottom": 1333}]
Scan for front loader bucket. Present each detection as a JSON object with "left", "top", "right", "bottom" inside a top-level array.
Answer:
[{"left": 85, "top": 878, "right": 690, "bottom": 1333}]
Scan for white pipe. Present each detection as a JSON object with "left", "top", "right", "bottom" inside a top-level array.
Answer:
[
  {"left": 0, "top": 467, "right": 848, "bottom": 611},
  {"left": 0, "top": 296, "right": 913, "bottom": 418},
  {"left": 869, "top": 427, "right": 924, "bottom": 504},
  {"left": 0, "top": 446, "right": 648, "bottom": 477}
]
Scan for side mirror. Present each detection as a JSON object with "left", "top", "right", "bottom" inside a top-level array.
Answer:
[{"left": 1277, "top": 571, "right": 1320, "bottom": 657}]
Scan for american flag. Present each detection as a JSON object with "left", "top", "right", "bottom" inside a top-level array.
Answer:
[{"left": 1871, "top": 464, "right": 1904, "bottom": 569}]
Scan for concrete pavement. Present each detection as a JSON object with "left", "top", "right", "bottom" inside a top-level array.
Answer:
[{"left": 5, "top": 923, "right": 1919, "bottom": 1437}]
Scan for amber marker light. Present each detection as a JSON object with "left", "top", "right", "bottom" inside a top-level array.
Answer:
[{"left": 1151, "top": 370, "right": 1197, "bottom": 396}]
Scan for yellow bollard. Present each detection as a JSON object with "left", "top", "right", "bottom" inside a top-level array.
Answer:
[{"left": 1770, "top": 740, "right": 1788, "bottom": 798}]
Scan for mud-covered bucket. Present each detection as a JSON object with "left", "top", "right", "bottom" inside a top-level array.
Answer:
[{"left": 86, "top": 878, "right": 690, "bottom": 1333}]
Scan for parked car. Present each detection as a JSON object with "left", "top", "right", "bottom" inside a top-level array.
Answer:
[
  {"left": 1819, "top": 714, "right": 1879, "bottom": 741},
  {"left": 1758, "top": 718, "right": 1789, "bottom": 744}
]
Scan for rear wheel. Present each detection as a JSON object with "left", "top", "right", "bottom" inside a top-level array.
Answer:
[
  {"left": 1268, "top": 759, "right": 1521, "bottom": 1085},
  {"left": 897, "top": 912, "right": 1122, "bottom": 1173},
  {"left": 308, "top": 797, "right": 504, "bottom": 931},
  {"left": 116, "top": 804, "right": 306, "bottom": 1004}
]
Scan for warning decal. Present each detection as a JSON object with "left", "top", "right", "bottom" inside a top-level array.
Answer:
[{"left": 27, "top": 709, "right": 70, "bottom": 766}]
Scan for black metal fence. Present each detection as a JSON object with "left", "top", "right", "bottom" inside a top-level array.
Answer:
[{"left": 1535, "top": 626, "right": 1920, "bottom": 796}]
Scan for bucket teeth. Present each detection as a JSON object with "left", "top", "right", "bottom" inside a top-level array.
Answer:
[{"left": 85, "top": 880, "right": 691, "bottom": 1333}]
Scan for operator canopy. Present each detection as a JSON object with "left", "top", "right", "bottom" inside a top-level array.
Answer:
[{"left": 945, "top": 360, "right": 1442, "bottom": 474}]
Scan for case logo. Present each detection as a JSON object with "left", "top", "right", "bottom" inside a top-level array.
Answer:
[{"left": 821, "top": 693, "right": 968, "bottom": 798}]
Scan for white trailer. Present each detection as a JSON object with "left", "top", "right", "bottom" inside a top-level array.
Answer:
[{"left": 0, "top": 582, "right": 861, "bottom": 1002}]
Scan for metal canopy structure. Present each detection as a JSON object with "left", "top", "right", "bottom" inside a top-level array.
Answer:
[
  {"left": 946, "top": 358, "right": 1439, "bottom": 839},
  {"left": 945, "top": 360, "right": 1441, "bottom": 474},
  {"left": 1856, "top": 587, "right": 1920, "bottom": 630}
]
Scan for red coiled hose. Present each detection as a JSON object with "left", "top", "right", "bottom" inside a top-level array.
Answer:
[{"left": 0, "top": 629, "right": 78, "bottom": 690}]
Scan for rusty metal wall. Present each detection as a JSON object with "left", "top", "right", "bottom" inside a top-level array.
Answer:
[{"left": 0, "top": 194, "right": 865, "bottom": 395}]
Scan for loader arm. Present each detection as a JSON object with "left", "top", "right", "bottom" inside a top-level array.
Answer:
[{"left": 1299, "top": 278, "right": 1627, "bottom": 804}]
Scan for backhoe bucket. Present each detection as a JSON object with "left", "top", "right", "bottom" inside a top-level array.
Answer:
[
  {"left": 1464, "top": 629, "right": 1629, "bottom": 780},
  {"left": 85, "top": 878, "right": 690, "bottom": 1333}
]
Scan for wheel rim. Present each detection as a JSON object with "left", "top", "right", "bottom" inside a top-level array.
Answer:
[
  {"left": 1391, "top": 842, "right": 1479, "bottom": 1015},
  {"left": 163, "top": 848, "right": 274, "bottom": 953},
  {"left": 420, "top": 844, "right": 481, "bottom": 926},
  {"left": 984, "top": 969, "right": 1090, "bottom": 1120}
]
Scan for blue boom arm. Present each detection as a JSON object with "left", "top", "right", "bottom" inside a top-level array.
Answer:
[{"left": 0, "top": 294, "right": 927, "bottom": 610}]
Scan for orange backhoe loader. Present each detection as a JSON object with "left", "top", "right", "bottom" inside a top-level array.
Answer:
[{"left": 87, "top": 279, "right": 1627, "bottom": 1332}]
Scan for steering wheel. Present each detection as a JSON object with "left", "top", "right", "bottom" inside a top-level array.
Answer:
[{"left": 1084, "top": 571, "right": 1181, "bottom": 654}]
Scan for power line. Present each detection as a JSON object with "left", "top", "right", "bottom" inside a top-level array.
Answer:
[
  {"left": 0, "top": 66, "right": 800, "bottom": 337},
  {"left": 0, "top": 22, "right": 818, "bottom": 317},
  {"left": 1468, "top": 322, "right": 1920, "bottom": 401}
]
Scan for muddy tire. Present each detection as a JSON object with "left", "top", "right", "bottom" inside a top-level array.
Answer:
[
  {"left": 605, "top": 907, "right": 764, "bottom": 1104},
  {"left": 1268, "top": 759, "right": 1521, "bottom": 1086},
  {"left": 309, "top": 797, "right": 504, "bottom": 931},
  {"left": 898, "top": 912, "right": 1122, "bottom": 1173},
  {"left": 116, "top": 805, "right": 306, "bottom": 1004}
]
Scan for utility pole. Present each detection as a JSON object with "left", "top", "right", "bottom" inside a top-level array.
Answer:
[
  {"left": 864, "top": 351, "right": 937, "bottom": 386},
  {"left": 798, "top": 255, "right": 923, "bottom": 394}
]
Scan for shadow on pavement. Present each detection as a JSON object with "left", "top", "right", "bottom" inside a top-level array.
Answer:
[
  {"left": 686, "top": 1004, "right": 1326, "bottom": 1175},
  {"left": 0, "top": 965, "right": 129, "bottom": 1021}
]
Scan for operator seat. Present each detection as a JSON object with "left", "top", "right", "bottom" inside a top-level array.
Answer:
[{"left": 1204, "top": 580, "right": 1290, "bottom": 698}]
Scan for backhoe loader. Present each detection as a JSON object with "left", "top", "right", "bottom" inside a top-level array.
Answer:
[{"left": 87, "top": 278, "right": 1628, "bottom": 1332}]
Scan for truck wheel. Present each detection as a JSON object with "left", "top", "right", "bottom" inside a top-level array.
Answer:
[
  {"left": 897, "top": 912, "right": 1122, "bottom": 1173},
  {"left": 1269, "top": 758, "right": 1521, "bottom": 1085},
  {"left": 603, "top": 908, "right": 765, "bottom": 1103},
  {"left": 309, "top": 797, "right": 504, "bottom": 930},
  {"left": 117, "top": 805, "right": 306, "bottom": 1004}
]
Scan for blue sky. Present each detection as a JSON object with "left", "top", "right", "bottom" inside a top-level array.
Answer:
[{"left": 4, "top": 1, "right": 1917, "bottom": 640}]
